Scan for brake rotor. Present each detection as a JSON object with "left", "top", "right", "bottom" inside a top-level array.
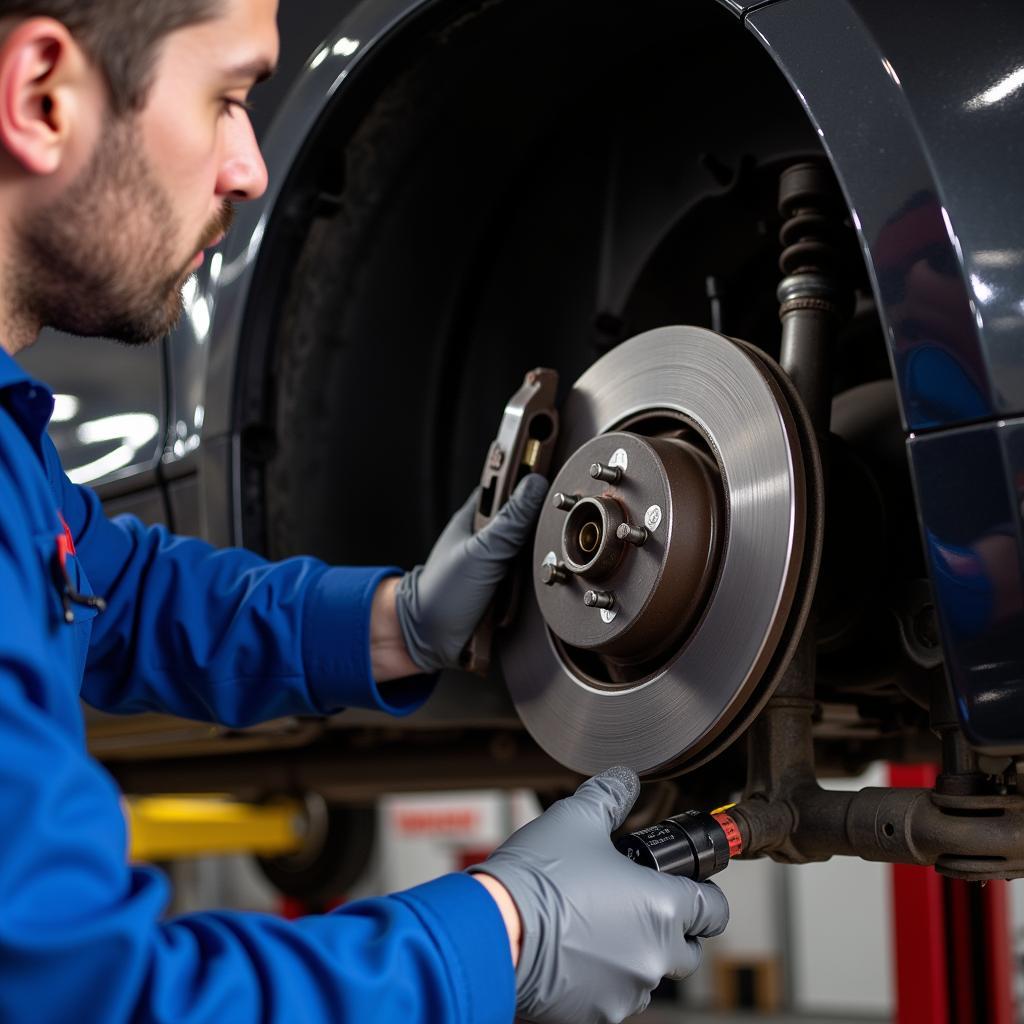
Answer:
[{"left": 501, "top": 325, "right": 822, "bottom": 777}]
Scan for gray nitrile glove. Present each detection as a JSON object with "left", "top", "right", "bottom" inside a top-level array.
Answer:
[
  {"left": 471, "top": 767, "right": 730, "bottom": 1024},
  {"left": 394, "top": 473, "right": 549, "bottom": 672}
]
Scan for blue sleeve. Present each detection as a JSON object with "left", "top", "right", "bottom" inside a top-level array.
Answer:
[
  {"left": 0, "top": 456, "right": 514, "bottom": 1024},
  {"left": 42, "top": 439, "right": 434, "bottom": 723}
]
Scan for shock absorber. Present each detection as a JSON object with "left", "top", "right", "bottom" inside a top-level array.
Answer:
[{"left": 776, "top": 160, "right": 855, "bottom": 433}]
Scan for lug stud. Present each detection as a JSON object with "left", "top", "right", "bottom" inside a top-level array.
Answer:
[
  {"left": 583, "top": 589, "right": 615, "bottom": 610},
  {"left": 541, "top": 563, "right": 569, "bottom": 586},
  {"left": 553, "top": 492, "right": 579, "bottom": 511},
  {"left": 616, "top": 523, "right": 648, "bottom": 547},
  {"left": 590, "top": 462, "right": 623, "bottom": 484}
]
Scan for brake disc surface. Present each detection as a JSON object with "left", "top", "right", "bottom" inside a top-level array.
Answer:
[{"left": 501, "top": 325, "right": 820, "bottom": 777}]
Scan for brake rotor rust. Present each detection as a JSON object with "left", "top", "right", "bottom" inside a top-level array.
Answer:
[{"left": 500, "top": 325, "right": 823, "bottom": 778}]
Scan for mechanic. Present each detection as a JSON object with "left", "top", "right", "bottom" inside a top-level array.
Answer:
[{"left": 0, "top": 1, "right": 728, "bottom": 1021}]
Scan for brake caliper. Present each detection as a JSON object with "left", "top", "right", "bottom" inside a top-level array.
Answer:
[{"left": 462, "top": 368, "right": 560, "bottom": 675}]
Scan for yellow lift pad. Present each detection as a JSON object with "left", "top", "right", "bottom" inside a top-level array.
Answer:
[{"left": 126, "top": 796, "right": 306, "bottom": 862}]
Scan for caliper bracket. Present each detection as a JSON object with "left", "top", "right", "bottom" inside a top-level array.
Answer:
[{"left": 462, "top": 368, "right": 560, "bottom": 676}]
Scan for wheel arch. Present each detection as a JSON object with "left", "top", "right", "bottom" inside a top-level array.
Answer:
[{"left": 190, "top": 0, "right": 811, "bottom": 553}]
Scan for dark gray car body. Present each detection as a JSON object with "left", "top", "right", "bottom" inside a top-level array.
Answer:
[{"left": 21, "top": 0, "right": 1024, "bottom": 756}]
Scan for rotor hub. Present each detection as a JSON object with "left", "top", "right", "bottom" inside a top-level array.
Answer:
[{"left": 535, "top": 431, "right": 722, "bottom": 665}]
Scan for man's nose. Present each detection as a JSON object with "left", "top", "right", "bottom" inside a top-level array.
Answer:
[{"left": 216, "top": 113, "right": 269, "bottom": 202}]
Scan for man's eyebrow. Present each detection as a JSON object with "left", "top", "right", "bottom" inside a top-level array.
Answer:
[{"left": 224, "top": 59, "right": 277, "bottom": 85}]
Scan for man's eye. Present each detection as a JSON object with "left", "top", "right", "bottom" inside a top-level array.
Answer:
[{"left": 221, "top": 98, "right": 253, "bottom": 118}]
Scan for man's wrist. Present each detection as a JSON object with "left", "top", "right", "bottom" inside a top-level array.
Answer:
[
  {"left": 369, "top": 575, "right": 422, "bottom": 682},
  {"left": 471, "top": 872, "right": 522, "bottom": 968}
]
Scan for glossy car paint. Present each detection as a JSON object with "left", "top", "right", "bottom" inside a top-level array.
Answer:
[
  {"left": 714, "top": 0, "right": 782, "bottom": 14},
  {"left": 909, "top": 421, "right": 1024, "bottom": 750},
  {"left": 744, "top": 0, "right": 1024, "bottom": 747},
  {"left": 16, "top": 332, "right": 165, "bottom": 491},
  {"left": 747, "top": 0, "right": 1024, "bottom": 433}
]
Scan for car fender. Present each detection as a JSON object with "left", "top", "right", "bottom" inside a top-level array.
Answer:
[
  {"left": 744, "top": 0, "right": 1024, "bottom": 434},
  {"left": 743, "top": 0, "right": 1024, "bottom": 749}
]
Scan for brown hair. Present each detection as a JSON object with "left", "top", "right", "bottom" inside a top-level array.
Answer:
[{"left": 0, "top": 0, "right": 223, "bottom": 114}]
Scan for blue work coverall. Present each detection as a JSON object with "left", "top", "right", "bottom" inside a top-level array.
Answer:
[{"left": 0, "top": 348, "right": 514, "bottom": 1023}]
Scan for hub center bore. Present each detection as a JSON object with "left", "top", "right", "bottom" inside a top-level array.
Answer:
[
  {"left": 561, "top": 496, "right": 625, "bottom": 579},
  {"left": 533, "top": 430, "right": 723, "bottom": 667}
]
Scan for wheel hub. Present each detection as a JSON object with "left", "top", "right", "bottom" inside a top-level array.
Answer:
[
  {"left": 535, "top": 431, "right": 722, "bottom": 666},
  {"left": 501, "top": 325, "right": 822, "bottom": 777}
]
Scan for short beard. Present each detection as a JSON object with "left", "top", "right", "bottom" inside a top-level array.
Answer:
[{"left": 11, "top": 115, "right": 230, "bottom": 348}]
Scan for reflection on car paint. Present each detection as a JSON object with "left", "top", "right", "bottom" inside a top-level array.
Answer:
[
  {"left": 51, "top": 394, "right": 80, "bottom": 424},
  {"left": 911, "top": 421, "right": 1024, "bottom": 749},
  {"left": 67, "top": 413, "right": 161, "bottom": 485},
  {"left": 964, "top": 65, "right": 1024, "bottom": 111},
  {"left": 874, "top": 191, "right": 988, "bottom": 428}
]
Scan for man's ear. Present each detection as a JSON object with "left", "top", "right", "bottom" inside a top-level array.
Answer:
[{"left": 0, "top": 18, "right": 95, "bottom": 176}]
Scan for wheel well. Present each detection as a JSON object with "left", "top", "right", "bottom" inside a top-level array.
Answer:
[{"left": 234, "top": 0, "right": 867, "bottom": 571}]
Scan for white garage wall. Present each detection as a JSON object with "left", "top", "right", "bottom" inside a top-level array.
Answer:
[
  {"left": 788, "top": 763, "right": 894, "bottom": 1017},
  {"left": 682, "top": 855, "right": 786, "bottom": 1007}
]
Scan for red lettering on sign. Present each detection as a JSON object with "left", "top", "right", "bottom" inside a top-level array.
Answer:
[{"left": 394, "top": 809, "right": 482, "bottom": 836}]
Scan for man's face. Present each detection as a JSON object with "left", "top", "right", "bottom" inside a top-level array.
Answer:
[{"left": 13, "top": 0, "right": 278, "bottom": 346}]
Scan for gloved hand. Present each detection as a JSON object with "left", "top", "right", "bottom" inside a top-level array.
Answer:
[
  {"left": 471, "top": 767, "right": 729, "bottom": 1024},
  {"left": 394, "top": 473, "right": 549, "bottom": 672}
]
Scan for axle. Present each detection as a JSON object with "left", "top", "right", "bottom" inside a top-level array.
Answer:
[{"left": 730, "top": 785, "right": 1024, "bottom": 882}]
